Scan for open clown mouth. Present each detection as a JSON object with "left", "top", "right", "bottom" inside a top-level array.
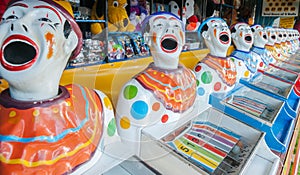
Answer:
[
  {"left": 161, "top": 34, "right": 178, "bottom": 53},
  {"left": 271, "top": 35, "right": 276, "bottom": 40},
  {"left": 263, "top": 34, "right": 267, "bottom": 40},
  {"left": 219, "top": 32, "right": 230, "bottom": 44},
  {"left": 244, "top": 34, "right": 252, "bottom": 43},
  {"left": 1, "top": 35, "right": 38, "bottom": 71}
]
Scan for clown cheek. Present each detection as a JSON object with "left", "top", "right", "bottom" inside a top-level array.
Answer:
[
  {"left": 45, "top": 32, "right": 55, "bottom": 59},
  {"left": 214, "top": 29, "right": 217, "bottom": 38},
  {"left": 152, "top": 32, "right": 157, "bottom": 44},
  {"left": 180, "top": 31, "right": 184, "bottom": 43}
]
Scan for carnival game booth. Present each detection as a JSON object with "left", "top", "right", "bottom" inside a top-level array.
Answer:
[{"left": 209, "top": 84, "right": 295, "bottom": 153}]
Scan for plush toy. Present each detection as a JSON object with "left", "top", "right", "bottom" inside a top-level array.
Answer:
[
  {"left": 90, "top": 0, "right": 105, "bottom": 34},
  {"left": 185, "top": 0, "right": 200, "bottom": 31},
  {"left": 168, "top": 0, "right": 200, "bottom": 31},
  {"left": 91, "top": 0, "right": 135, "bottom": 34}
]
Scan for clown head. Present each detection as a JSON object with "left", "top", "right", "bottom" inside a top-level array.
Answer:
[
  {"left": 281, "top": 28, "right": 287, "bottom": 42},
  {"left": 0, "top": 0, "right": 82, "bottom": 101},
  {"left": 286, "top": 29, "right": 293, "bottom": 42},
  {"left": 142, "top": 12, "right": 185, "bottom": 69},
  {"left": 275, "top": 28, "right": 283, "bottom": 44},
  {"left": 231, "top": 22, "right": 253, "bottom": 52},
  {"left": 265, "top": 26, "right": 276, "bottom": 45},
  {"left": 251, "top": 24, "right": 267, "bottom": 48},
  {"left": 200, "top": 17, "right": 231, "bottom": 57}
]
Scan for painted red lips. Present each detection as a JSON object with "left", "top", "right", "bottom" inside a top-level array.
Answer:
[
  {"left": 161, "top": 34, "right": 178, "bottom": 53},
  {"left": 219, "top": 32, "right": 230, "bottom": 44},
  {"left": 0, "top": 35, "right": 38, "bottom": 71}
]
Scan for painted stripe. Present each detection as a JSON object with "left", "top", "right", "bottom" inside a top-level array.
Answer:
[
  {"left": 0, "top": 85, "right": 89, "bottom": 143},
  {"left": 232, "top": 101, "right": 262, "bottom": 116},
  {"left": 138, "top": 74, "right": 195, "bottom": 103},
  {"left": 184, "top": 133, "right": 227, "bottom": 157},
  {"left": 192, "top": 128, "right": 235, "bottom": 147},
  {"left": 193, "top": 121, "right": 241, "bottom": 139},
  {"left": 173, "top": 139, "right": 216, "bottom": 172},
  {"left": 143, "top": 72, "right": 195, "bottom": 91},
  {"left": 0, "top": 86, "right": 100, "bottom": 167},
  {"left": 192, "top": 124, "right": 238, "bottom": 144},
  {"left": 179, "top": 137, "right": 223, "bottom": 163},
  {"left": 189, "top": 131, "right": 232, "bottom": 153}
]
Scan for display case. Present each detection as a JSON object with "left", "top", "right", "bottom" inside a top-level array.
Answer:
[
  {"left": 239, "top": 73, "right": 300, "bottom": 118},
  {"left": 140, "top": 108, "right": 280, "bottom": 175},
  {"left": 270, "top": 62, "right": 300, "bottom": 75},
  {"left": 262, "top": 65, "right": 299, "bottom": 84},
  {"left": 210, "top": 85, "right": 295, "bottom": 153}
]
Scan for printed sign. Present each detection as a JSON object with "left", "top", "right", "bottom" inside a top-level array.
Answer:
[{"left": 262, "top": 0, "right": 299, "bottom": 17}]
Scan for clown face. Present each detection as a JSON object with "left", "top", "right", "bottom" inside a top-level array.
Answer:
[
  {"left": 145, "top": 13, "right": 185, "bottom": 69},
  {"left": 266, "top": 27, "right": 276, "bottom": 45},
  {"left": 286, "top": 29, "right": 292, "bottom": 41},
  {"left": 0, "top": 0, "right": 78, "bottom": 101},
  {"left": 251, "top": 24, "right": 267, "bottom": 48},
  {"left": 281, "top": 28, "right": 287, "bottom": 42},
  {"left": 201, "top": 18, "right": 231, "bottom": 57},
  {"left": 275, "top": 28, "right": 283, "bottom": 44},
  {"left": 231, "top": 23, "right": 253, "bottom": 52}
]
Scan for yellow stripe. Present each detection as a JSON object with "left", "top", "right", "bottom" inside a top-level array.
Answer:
[
  {"left": 139, "top": 74, "right": 195, "bottom": 103},
  {"left": 173, "top": 140, "right": 217, "bottom": 169},
  {"left": 1, "top": 87, "right": 100, "bottom": 167}
]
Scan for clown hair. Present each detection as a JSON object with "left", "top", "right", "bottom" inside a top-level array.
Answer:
[{"left": 141, "top": 11, "right": 184, "bottom": 35}]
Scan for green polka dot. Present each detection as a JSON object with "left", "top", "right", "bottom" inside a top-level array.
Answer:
[
  {"left": 107, "top": 118, "right": 116, "bottom": 136},
  {"left": 123, "top": 85, "right": 138, "bottom": 100},
  {"left": 201, "top": 71, "right": 213, "bottom": 84},
  {"left": 196, "top": 79, "right": 200, "bottom": 86},
  {"left": 231, "top": 58, "right": 235, "bottom": 62}
]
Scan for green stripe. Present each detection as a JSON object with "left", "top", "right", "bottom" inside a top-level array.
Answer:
[{"left": 179, "top": 137, "right": 223, "bottom": 163}]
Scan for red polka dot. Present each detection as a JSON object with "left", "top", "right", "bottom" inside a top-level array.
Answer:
[
  {"left": 161, "top": 114, "right": 169, "bottom": 123},
  {"left": 195, "top": 65, "right": 202, "bottom": 72},
  {"left": 259, "top": 62, "right": 264, "bottom": 67},
  {"left": 214, "top": 82, "right": 221, "bottom": 91},
  {"left": 224, "top": 86, "right": 227, "bottom": 90}
]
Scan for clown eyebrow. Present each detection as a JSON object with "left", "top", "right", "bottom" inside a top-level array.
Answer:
[
  {"left": 153, "top": 16, "right": 167, "bottom": 22},
  {"left": 11, "top": 3, "right": 29, "bottom": 8},
  {"left": 169, "top": 17, "right": 177, "bottom": 20},
  {"left": 33, "top": 5, "right": 62, "bottom": 23}
]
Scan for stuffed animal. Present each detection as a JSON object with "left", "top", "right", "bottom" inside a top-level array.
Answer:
[
  {"left": 130, "top": 0, "right": 148, "bottom": 31},
  {"left": 91, "top": 0, "right": 135, "bottom": 34},
  {"left": 91, "top": 0, "right": 105, "bottom": 34},
  {"left": 168, "top": 0, "right": 200, "bottom": 31}
]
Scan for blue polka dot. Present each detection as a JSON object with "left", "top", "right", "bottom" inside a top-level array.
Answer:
[
  {"left": 197, "top": 87, "right": 205, "bottom": 96},
  {"left": 130, "top": 101, "right": 148, "bottom": 120}
]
